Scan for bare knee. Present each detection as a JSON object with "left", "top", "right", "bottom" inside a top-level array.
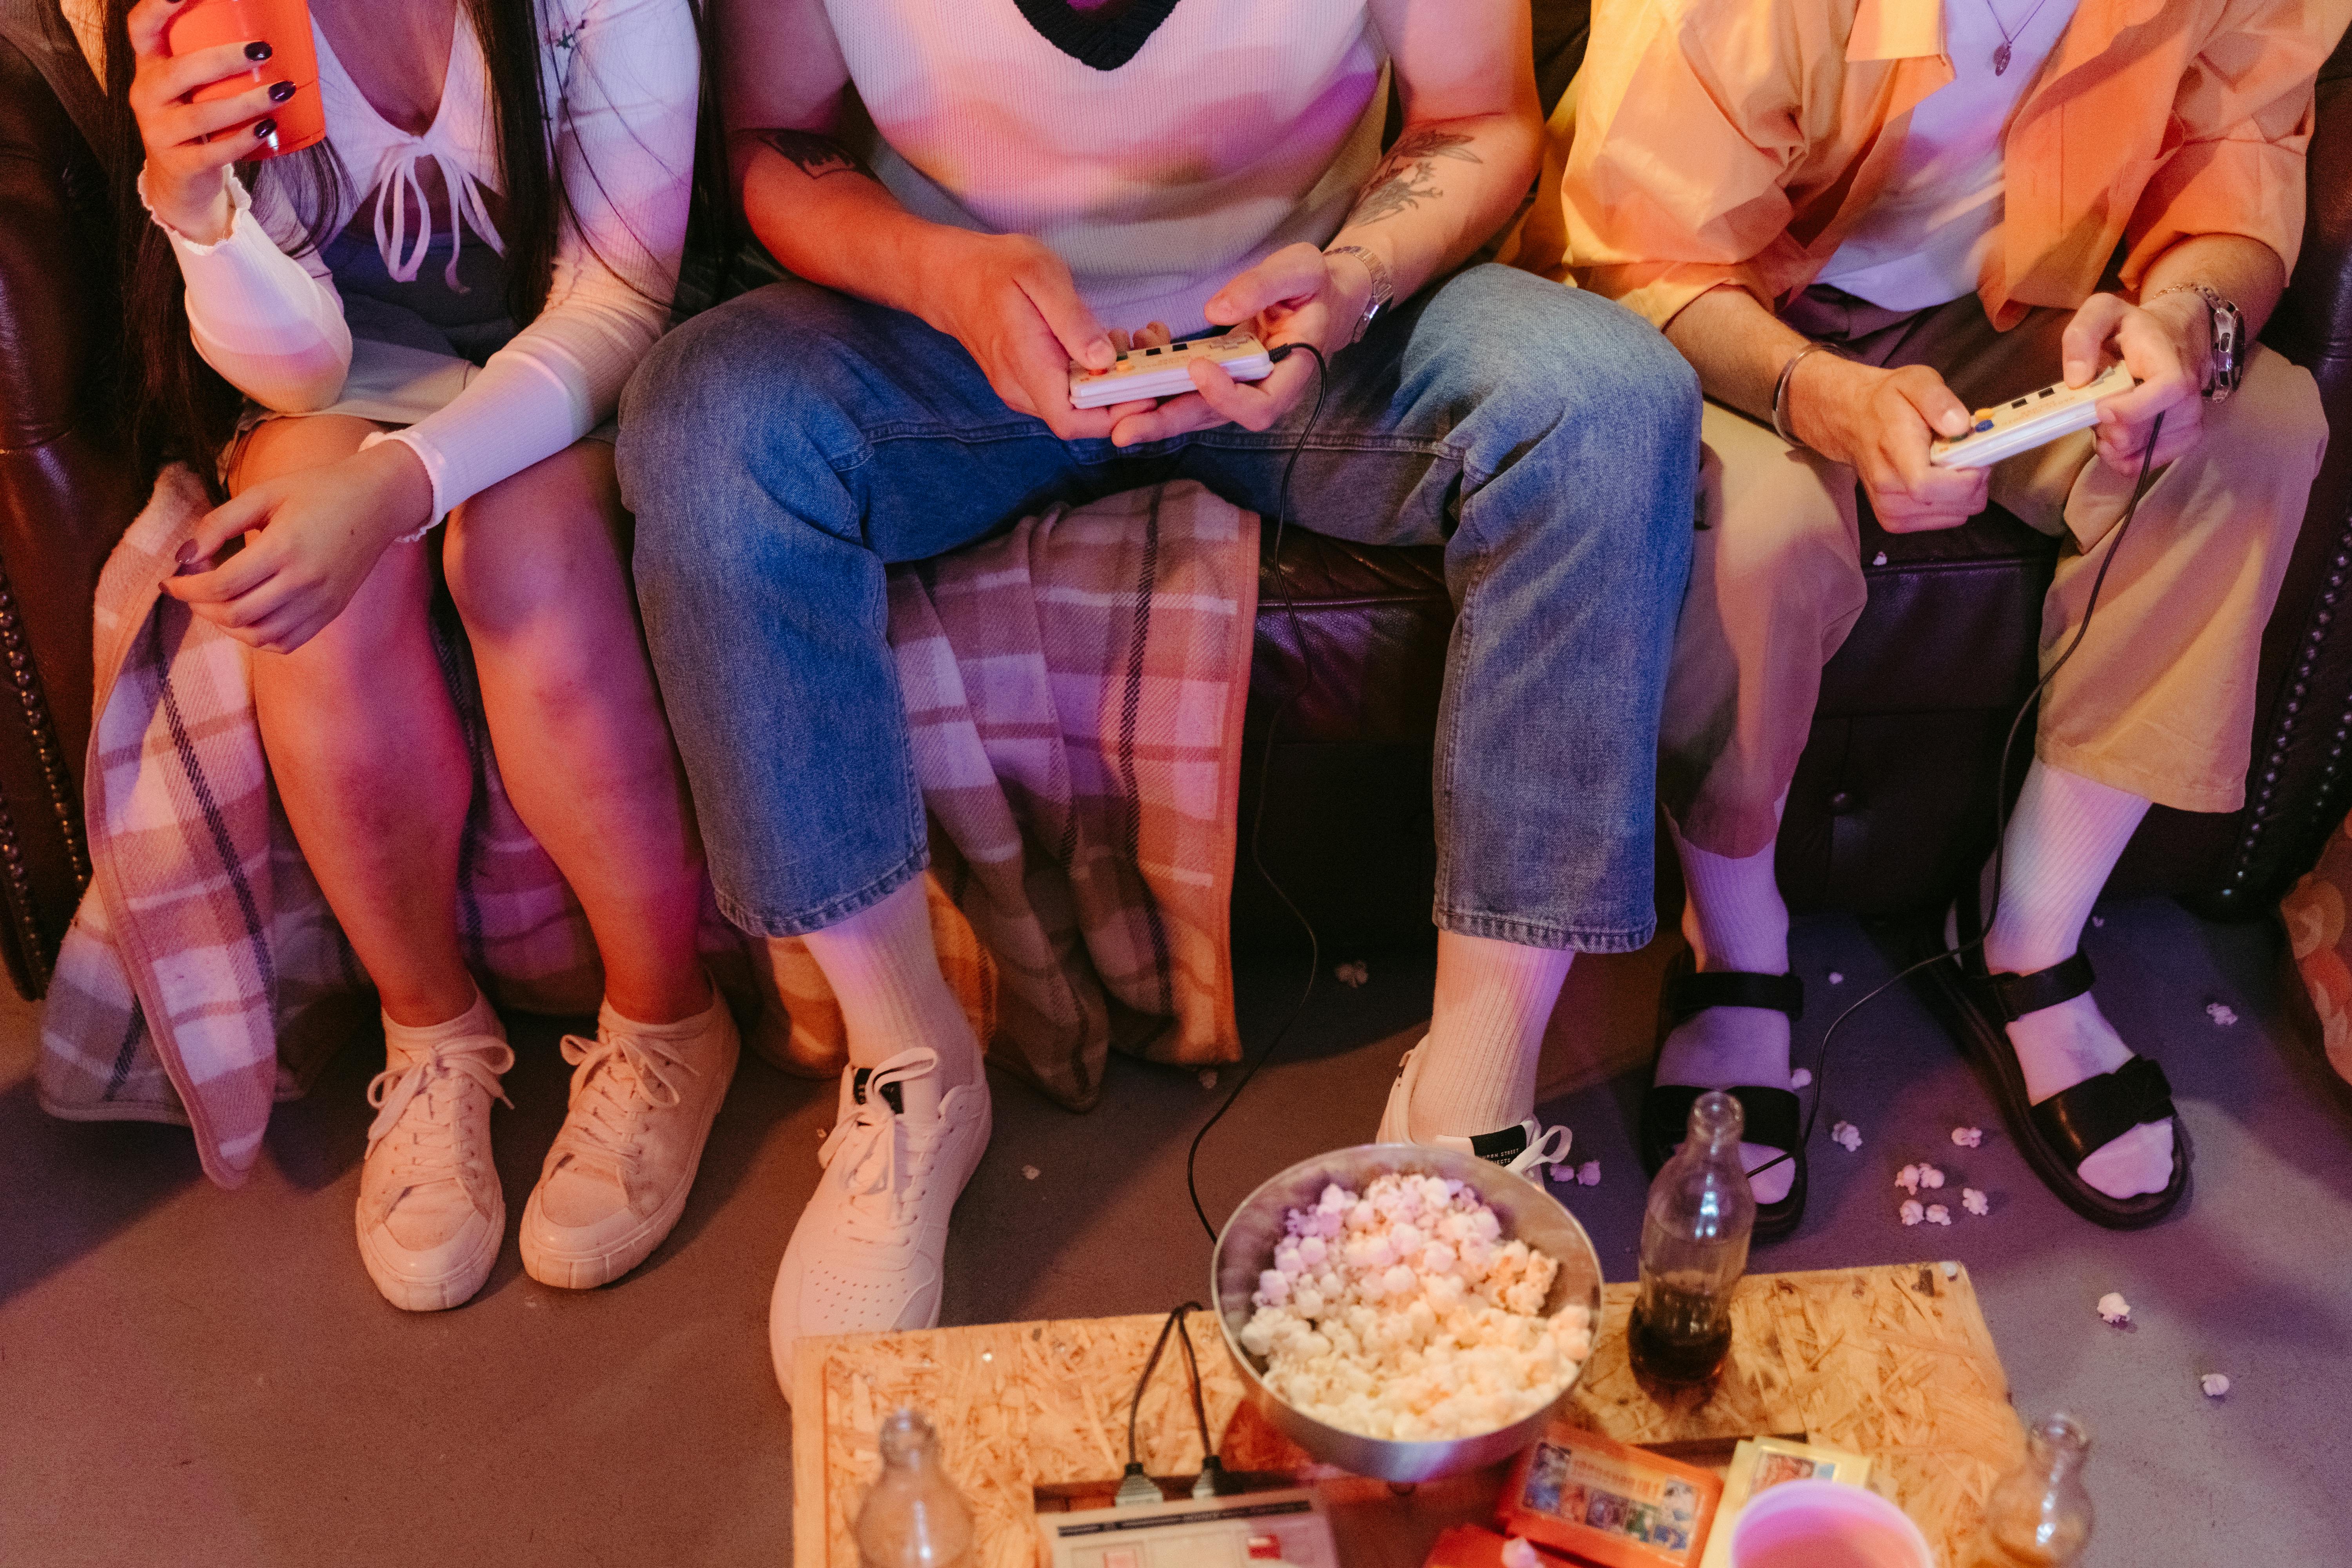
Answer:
[
  {"left": 444, "top": 442, "right": 629, "bottom": 641},
  {"left": 227, "top": 414, "right": 382, "bottom": 494},
  {"left": 252, "top": 537, "right": 436, "bottom": 691}
]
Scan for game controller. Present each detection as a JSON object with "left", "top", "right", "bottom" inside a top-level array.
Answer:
[
  {"left": 1069, "top": 331, "right": 1274, "bottom": 409},
  {"left": 1930, "top": 360, "right": 2138, "bottom": 469}
]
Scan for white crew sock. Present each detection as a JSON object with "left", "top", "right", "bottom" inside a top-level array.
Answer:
[
  {"left": 1657, "top": 811, "right": 1795, "bottom": 1204},
  {"left": 383, "top": 988, "right": 505, "bottom": 1062},
  {"left": 1975, "top": 760, "right": 2171, "bottom": 1200},
  {"left": 800, "top": 879, "right": 982, "bottom": 1102},
  {"left": 1405, "top": 932, "right": 1572, "bottom": 1139}
]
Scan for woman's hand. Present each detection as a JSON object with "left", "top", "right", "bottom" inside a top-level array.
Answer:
[
  {"left": 2063, "top": 292, "right": 2205, "bottom": 474},
  {"left": 127, "top": 0, "right": 295, "bottom": 242},
  {"left": 1788, "top": 356, "right": 1988, "bottom": 533},
  {"left": 162, "top": 441, "right": 436, "bottom": 653}
]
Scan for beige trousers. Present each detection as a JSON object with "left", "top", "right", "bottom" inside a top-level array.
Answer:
[{"left": 1662, "top": 289, "right": 2330, "bottom": 859}]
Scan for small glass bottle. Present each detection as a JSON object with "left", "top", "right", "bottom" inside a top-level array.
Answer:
[
  {"left": 856, "top": 1408, "right": 977, "bottom": 1568},
  {"left": 1627, "top": 1090, "right": 1755, "bottom": 1384},
  {"left": 1965, "top": 1412, "right": 2095, "bottom": 1567}
]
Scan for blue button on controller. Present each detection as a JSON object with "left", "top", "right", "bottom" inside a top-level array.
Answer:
[{"left": 1974, "top": 419, "right": 1994, "bottom": 433}]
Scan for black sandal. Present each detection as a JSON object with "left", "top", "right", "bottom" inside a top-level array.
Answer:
[
  {"left": 1641, "top": 951, "right": 1808, "bottom": 1241},
  {"left": 1911, "top": 878, "right": 2189, "bottom": 1229}
]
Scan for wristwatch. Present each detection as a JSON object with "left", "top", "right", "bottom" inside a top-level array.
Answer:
[
  {"left": 1325, "top": 244, "right": 1394, "bottom": 345},
  {"left": 2150, "top": 282, "right": 2245, "bottom": 403}
]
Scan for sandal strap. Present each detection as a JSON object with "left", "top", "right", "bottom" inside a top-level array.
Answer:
[
  {"left": 1642, "top": 1083, "right": 1803, "bottom": 1159},
  {"left": 1985, "top": 952, "right": 2096, "bottom": 1023},
  {"left": 2030, "top": 1056, "right": 2178, "bottom": 1167},
  {"left": 1664, "top": 969, "right": 1804, "bottom": 1029}
]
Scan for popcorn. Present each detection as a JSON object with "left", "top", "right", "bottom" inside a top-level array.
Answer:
[
  {"left": 2097, "top": 1292, "right": 2132, "bottom": 1325},
  {"left": 1789, "top": 1068, "right": 1813, "bottom": 1089},
  {"left": 1831, "top": 1120, "right": 1863, "bottom": 1152},
  {"left": 1900, "top": 1200, "right": 1925, "bottom": 1226},
  {"left": 1241, "top": 1173, "right": 1592, "bottom": 1441},
  {"left": 1502, "top": 1541, "right": 1543, "bottom": 1568},
  {"left": 1871, "top": 552, "right": 1888, "bottom": 566},
  {"left": 1022, "top": 1165, "right": 1042, "bottom": 1180},
  {"left": 1918, "top": 1165, "right": 1945, "bottom": 1190},
  {"left": 1962, "top": 1187, "right": 1990, "bottom": 1216},
  {"left": 1199, "top": 1069, "right": 1219, "bottom": 1090},
  {"left": 1896, "top": 1164, "right": 1922, "bottom": 1196},
  {"left": 2200, "top": 1374, "right": 2230, "bottom": 1399},
  {"left": 1828, "top": 972, "right": 1846, "bottom": 986},
  {"left": 2206, "top": 1002, "right": 2238, "bottom": 1027},
  {"left": 1941, "top": 1261, "right": 1960, "bottom": 1279},
  {"left": 2092, "top": 916, "right": 2105, "bottom": 927},
  {"left": 1926, "top": 1204, "right": 1952, "bottom": 1226},
  {"left": 1335, "top": 961, "right": 1370, "bottom": 987},
  {"left": 1577, "top": 1161, "right": 1602, "bottom": 1187},
  {"left": 1952, "top": 1127, "right": 1984, "bottom": 1148}
]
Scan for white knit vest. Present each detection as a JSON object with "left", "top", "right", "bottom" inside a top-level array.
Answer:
[{"left": 828, "top": 0, "right": 1388, "bottom": 335}]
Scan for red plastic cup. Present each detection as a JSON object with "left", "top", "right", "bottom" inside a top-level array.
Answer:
[{"left": 162, "top": 0, "right": 325, "bottom": 160}]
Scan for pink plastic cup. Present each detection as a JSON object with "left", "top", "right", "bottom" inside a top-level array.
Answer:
[{"left": 1728, "top": 1480, "right": 1936, "bottom": 1568}]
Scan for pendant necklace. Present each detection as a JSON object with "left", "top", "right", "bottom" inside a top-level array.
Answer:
[{"left": 1982, "top": 0, "right": 2055, "bottom": 75}]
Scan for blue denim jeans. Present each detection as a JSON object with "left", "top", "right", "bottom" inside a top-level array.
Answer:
[{"left": 617, "top": 264, "right": 1697, "bottom": 950}]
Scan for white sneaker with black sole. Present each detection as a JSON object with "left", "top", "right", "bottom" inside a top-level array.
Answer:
[
  {"left": 768, "top": 1046, "right": 991, "bottom": 1399},
  {"left": 1376, "top": 1041, "right": 1572, "bottom": 1178},
  {"left": 520, "top": 989, "right": 739, "bottom": 1290}
]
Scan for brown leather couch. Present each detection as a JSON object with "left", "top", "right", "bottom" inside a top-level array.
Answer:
[{"left": 4, "top": 0, "right": 2350, "bottom": 996}]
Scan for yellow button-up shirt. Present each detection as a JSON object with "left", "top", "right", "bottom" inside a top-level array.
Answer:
[{"left": 1534, "top": 0, "right": 2349, "bottom": 330}]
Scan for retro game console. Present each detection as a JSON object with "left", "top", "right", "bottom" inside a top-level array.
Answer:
[{"left": 1038, "top": 1488, "right": 1338, "bottom": 1568}]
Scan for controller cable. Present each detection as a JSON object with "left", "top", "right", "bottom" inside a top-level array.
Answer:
[
  {"left": 1116, "top": 1301, "right": 1227, "bottom": 1504},
  {"left": 1744, "top": 410, "right": 2169, "bottom": 1186},
  {"left": 1185, "top": 342, "right": 1331, "bottom": 1244}
]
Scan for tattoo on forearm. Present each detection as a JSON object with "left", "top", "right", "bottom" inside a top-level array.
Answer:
[
  {"left": 1346, "top": 128, "right": 1481, "bottom": 226},
  {"left": 755, "top": 129, "right": 874, "bottom": 181}
]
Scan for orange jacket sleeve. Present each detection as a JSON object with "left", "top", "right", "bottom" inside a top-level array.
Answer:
[
  {"left": 1564, "top": 0, "right": 1818, "bottom": 328},
  {"left": 2122, "top": 0, "right": 2350, "bottom": 288}
]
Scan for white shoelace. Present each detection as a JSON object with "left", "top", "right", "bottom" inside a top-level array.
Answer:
[
  {"left": 549, "top": 1030, "right": 699, "bottom": 1184},
  {"left": 1505, "top": 1123, "right": 1574, "bottom": 1176},
  {"left": 817, "top": 1054, "right": 946, "bottom": 1251},
  {"left": 365, "top": 1034, "right": 515, "bottom": 1187}
]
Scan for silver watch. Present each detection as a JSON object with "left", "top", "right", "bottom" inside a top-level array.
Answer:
[
  {"left": 2150, "top": 282, "right": 2245, "bottom": 403},
  {"left": 1325, "top": 244, "right": 1394, "bottom": 346}
]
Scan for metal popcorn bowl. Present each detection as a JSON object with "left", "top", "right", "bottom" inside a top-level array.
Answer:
[{"left": 1210, "top": 1142, "right": 1605, "bottom": 1483}]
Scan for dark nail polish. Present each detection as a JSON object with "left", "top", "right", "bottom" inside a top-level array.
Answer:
[
  {"left": 269, "top": 80, "right": 296, "bottom": 102},
  {"left": 252, "top": 117, "right": 277, "bottom": 139},
  {"left": 245, "top": 40, "right": 272, "bottom": 60},
  {"left": 175, "top": 541, "right": 199, "bottom": 566}
]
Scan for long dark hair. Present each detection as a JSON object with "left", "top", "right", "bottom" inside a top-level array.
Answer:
[{"left": 101, "top": 0, "right": 711, "bottom": 490}]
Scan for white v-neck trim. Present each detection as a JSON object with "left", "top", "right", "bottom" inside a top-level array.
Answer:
[{"left": 310, "top": 8, "right": 468, "bottom": 145}]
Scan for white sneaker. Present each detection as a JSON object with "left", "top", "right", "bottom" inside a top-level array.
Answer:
[
  {"left": 1377, "top": 1042, "right": 1572, "bottom": 1179},
  {"left": 520, "top": 989, "right": 740, "bottom": 1290},
  {"left": 357, "top": 1004, "right": 515, "bottom": 1312},
  {"left": 768, "top": 1048, "right": 991, "bottom": 1399}
]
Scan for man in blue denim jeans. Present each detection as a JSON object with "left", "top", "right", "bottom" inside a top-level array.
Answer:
[{"left": 617, "top": 0, "right": 1699, "bottom": 1396}]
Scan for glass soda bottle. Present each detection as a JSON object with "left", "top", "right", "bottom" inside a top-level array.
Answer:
[
  {"left": 1627, "top": 1089, "right": 1755, "bottom": 1384},
  {"left": 856, "top": 1408, "right": 977, "bottom": 1568},
  {"left": 1965, "top": 1412, "right": 2095, "bottom": 1567}
]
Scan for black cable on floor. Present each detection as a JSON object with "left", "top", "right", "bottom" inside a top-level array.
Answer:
[{"left": 1185, "top": 343, "right": 1330, "bottom": 1243}]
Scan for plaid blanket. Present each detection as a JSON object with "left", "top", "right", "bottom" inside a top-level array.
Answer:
[
  {"left": 40, "top": 469, "right": 1253, "bottom": 1182},
  {"left": 755, "top": 481, "right": 1258, "bottom": 1109}
]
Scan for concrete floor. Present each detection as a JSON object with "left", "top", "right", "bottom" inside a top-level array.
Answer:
[{"left": 4, "top": 897, "right": 2350, "bottom": 1566}]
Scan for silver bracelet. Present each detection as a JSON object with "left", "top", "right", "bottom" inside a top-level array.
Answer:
[{"left": 1772, "top": 341, "right": 1845, "bottom": 448}]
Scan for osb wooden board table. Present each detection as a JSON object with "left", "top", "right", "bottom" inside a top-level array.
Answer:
[{"left": 794, "top": 1263, "right": 2026, "bottom": 1568}]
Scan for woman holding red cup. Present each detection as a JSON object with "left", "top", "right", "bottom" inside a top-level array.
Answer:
[{"left": 104, "top": 0, "right": 724, "bottom": 1313}]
